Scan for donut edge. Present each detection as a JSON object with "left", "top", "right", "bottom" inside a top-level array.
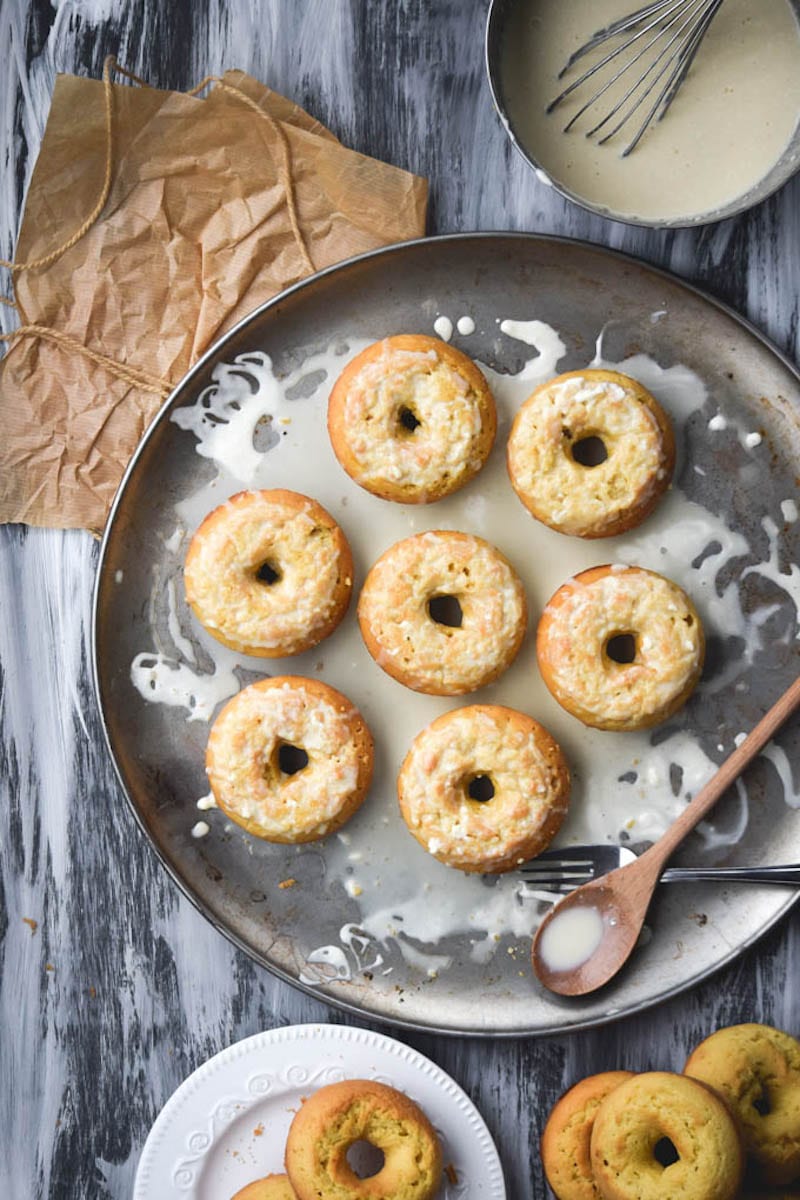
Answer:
[
  {"left": 205, "top": 675, "right": 374, "bottom": 844},
  {"left": 327, "top": 334, "right": 497, "bottom": 504}
]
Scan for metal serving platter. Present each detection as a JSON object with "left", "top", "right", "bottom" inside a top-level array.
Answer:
[{"left": 93, "top": 233, "right": 800, "bottom": 1036}]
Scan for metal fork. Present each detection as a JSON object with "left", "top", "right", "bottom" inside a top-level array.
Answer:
[
  {"left": 547, "top": 0, "right": 725, "bottom": 156},
  {"left": 519, "top": 845, "right": 800, "bottom": 893}
]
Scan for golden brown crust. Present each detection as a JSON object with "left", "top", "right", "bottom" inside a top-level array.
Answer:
[
  {"left": 206, "top": 676, "right": 374, "bottom": 843},
  {"left": 507, "top": 368, "right": 675, "bottom": 538},
  {"left": 589, "top": 1072, "right": 744, "bottom": 1200},
  {"left": 185, "top": 489, "right": 353, "bottom": 657},
  {"left": 328, "top": 334, "right": 496, "bottom": 503},
  {"left": 540, "top": 1072, "right": 636, "bottom": 1200},
  {"left": 358, "top": 531, "right": 527, "bottom": 696},
  {"left": 537, "top": 564, "right": 704, "bottom": 732},
  {"left": 285, "top": 1079, "right": 442, "bottom": 1200},
  {"left": 684, "top": 1024, "right": 800, "bottom": 1187},
  {"left": 397, "top": 704, "right": 570, "bottom": 873},
  {"left": 231, "top": 1175, "right": 297, "bottom": 1200}
]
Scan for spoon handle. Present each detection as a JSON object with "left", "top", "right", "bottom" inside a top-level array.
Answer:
[
  {"left": 648, "top": 673, "right": 800, "bottom": 869},
  {"left": 661, "top": 864, "right": 800, "bottom": 886}
]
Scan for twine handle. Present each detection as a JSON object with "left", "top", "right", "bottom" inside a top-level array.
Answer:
[
  {"left": 0, "top": 324, "right": 172, "bottom": 395},
  {"left": 0, "top": 56, "right": 116, "bottom": 275}
]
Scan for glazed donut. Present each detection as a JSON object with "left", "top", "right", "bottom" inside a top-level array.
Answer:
[
  {"left": 327, "top": 334, "right": 496, "bottom": 503},
  {"left": 184, "top": 489, "right": 353, "bottom": 657},
  {"left": 684, "top": 1023, "right": 800, "bottom": 1186},
  {"left": 507, "top": 368, "right": 675, "bottom": 538},
  {"left": 285, "top": 1079, "right": 442, "bottom": 1200},
  {"left": 536, "top": 565, "right": 704, "bottom": 731},
  {"left": 205, "top": 677, "right": 373, "bottom": 843},
  {"left": 589, "top": 1072, "right": 744, "bottom": 1200},
  {"left": 231, "top": 1177, "right": 297, "bottom": 1200},
  {"left": 358, "top": 531, "right": 527, "bottom": 695},
  {"left": 540, "top": 1072, "right": 636, "bottom": 1200},
  {"left": 397, "top": 704, "right": 570, "bottom": 873}
]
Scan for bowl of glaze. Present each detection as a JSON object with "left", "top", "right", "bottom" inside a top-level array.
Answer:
[{"left": 486, "top": 0, "right": 800, "bottom": 228}]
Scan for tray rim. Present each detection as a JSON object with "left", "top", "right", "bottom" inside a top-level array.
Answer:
[{"left": 91, "top": 229, "right": 800, "bottom": 1039}]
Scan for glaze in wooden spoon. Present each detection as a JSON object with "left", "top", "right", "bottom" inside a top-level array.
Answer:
[{"left": 532, "top": 673, "right": 800, "bottom": 996}]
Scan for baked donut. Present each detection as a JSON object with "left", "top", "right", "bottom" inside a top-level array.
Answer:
[
  {"left": 537, "top": 565, "right": 704, "bottom": 731},
  {"left": 541, "top": 1072, "right": 636, "bottom": 1200},
  {"left": 205, "top": 677, "right": 373, "bottom": 842},
  {"left": 358, "top": 531, "right": 527, "bottom": 695},
  {"left": 185, "top": 489, "right": 353, "bottom": 657},
  {"left": 397, "top": 704, "right": 570, "bottom": 873},
  {"left": 589, "top": 1072, "right": 744, "bottom": 1200},
  {"left": 684, "top": 1023, "right": 800, "bottom": 1186},
  {"left": 285, "top": 1079, "right": 442, "bottom": 1200},
  {"left": 231, "top": 1177, "right": 297, "bottom": 1200},
  {"left": 328, "top": 334, "right": 496, "bottom": 503},
  {"left": 507, "top": 368, "right": 675, "bottom": 538}
]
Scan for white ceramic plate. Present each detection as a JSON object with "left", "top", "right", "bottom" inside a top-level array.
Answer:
[{"left": 134, "top": 1023, "right": 506, "bottom": 1199}]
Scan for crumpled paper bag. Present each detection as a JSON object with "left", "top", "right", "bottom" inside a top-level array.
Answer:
[{"left": 0, "top": 66, "right": 428, "bottom": 532}]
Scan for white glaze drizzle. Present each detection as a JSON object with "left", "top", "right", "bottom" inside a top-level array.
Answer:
[
  {"left": 128, "top": 314, "right": 800, "bottom": 974},
  {"left": 433, "top": 315, "right": 453, "bottom": 341}
]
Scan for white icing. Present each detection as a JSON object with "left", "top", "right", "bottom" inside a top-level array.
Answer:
[
  {"left": 538, "top": 904, "right": 604, "bottom": 973},
  {"left": 781, "top": 499, "right": 799, "bottom": 523},
  {"left": 433, "top": 315, "right": 453, "bottom": 341},
  {"left": 744, "top": 431, "right": 763, "bottom": 449},
  {"left": 164, "top": 526, "right": 184, "bottom": 553},
  {"left": 191, "top": 821, "right": 210, "bottom": 839},
  {"left": 709, "top": 414, "right": 727, "bottom": 431},
  {"left": 129, "top": 316, "right": 800, "bottom": 977},
  {"left": 130, "top": 653, "right": 238, "bottom": 722},
  {"left": 196, "top": 793, "right": 217, "bottom": 811},
  {"left": 499, "top": 318, "right": 567, "bottom": 381},
  {"left": 457, "top": 315, "right": 475, "bottom": 335}
]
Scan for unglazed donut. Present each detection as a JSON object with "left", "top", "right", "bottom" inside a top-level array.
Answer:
[
  {"left": 507, "top": 368, "right": 675, "bottom": 538},
  {"left": 206, "top": 677, "right": 373, "bottom": 842},
  {"left": 358, "top": 531, "right": 527, "bottom": 695},
  {"left": 684, "top": 1023, "right": 800, "bottom": 1186},
  {"left": 231, "top": 1177, "right": 297, "bottom": 1200},
  {"left": 540, "top": 1072, "right": 636, "bottom": 1200},
  {"left": 397, "top": 704, "right": 570, "bottom": 873},
  {"left": 589, "top": 1072, "right": 744, "bottom": 1200},
  {"left": 185, "top": 489, "right": 353, "bottom": 657},
  {"left": 285, "top": 1079, "right": 442, "bottom": 1200},
  {"left": 537, "top": 565, "right": 704, "bottom": 731},
  {"left": 327, "top": 334, "right": 496, "bottom": 503}
]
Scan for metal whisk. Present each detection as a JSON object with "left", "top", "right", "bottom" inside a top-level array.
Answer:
[{"left": 547, "top": 0, "right": 725, "bottom": 156}]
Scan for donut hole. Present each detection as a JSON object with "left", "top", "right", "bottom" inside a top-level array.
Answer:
[
  {"left": 277, "top": 742, "right": 309, "bottom": 776},
  {"left": 752, "top": 1086, "right": 772, "bottom": 1116},
  {"left": 256, "top": 559, "right": 282, "bottom": 586},
  {"left": 571, "top": 434, "right": 608, "bottom": 468},
  {"left": 653, "top": 1137, "right": 680, "bottom": 1168},
  {"left": 345, "top": 1140, "right": 386, "bottom": 1179},
  {"left": 467, "top": 774, "right": 495, "bottom": 803},
  {"left": 605, "top": 632, "right": 637, "bottom": 664},
  {"left": 428, "top": 594, "right": 463, "bottom": 628},
  {"left": 397, "top": 405, "right": 421, "bottom": 434}
]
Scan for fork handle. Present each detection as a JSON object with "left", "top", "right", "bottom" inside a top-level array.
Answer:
[{"left": 660, "top": 864, "right": 800, "bottom": 886}]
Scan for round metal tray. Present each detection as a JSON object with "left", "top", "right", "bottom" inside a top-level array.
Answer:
[{"left": 93, "top": 233, "right": 800, "bottom": 1036}]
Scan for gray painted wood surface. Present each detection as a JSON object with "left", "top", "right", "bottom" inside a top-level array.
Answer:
[{"left": 1, "top": 2, "right": 798, "bottom": 1197}]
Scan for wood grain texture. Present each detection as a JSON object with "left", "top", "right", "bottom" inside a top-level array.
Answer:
[{"left": 1, "top": 2, "right": 798, "bottom": 1198}]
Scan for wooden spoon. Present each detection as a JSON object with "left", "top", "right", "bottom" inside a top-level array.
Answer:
[{"left": 532, "top": 673, "right": 800, "bottom": 997}]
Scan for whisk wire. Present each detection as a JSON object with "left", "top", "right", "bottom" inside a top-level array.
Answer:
[
  {"left": 565, "top": 0, "right": 705, "bottom": 137},
  {"left": 613, "top": 0, "right": 724, "bottom": 155},
  {"left": 547, "top": 0, "right": 725, "bottom": 155}
]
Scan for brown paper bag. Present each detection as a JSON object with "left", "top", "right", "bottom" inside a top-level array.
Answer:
[{"left": 0, "top": 63, "right": 427, "bottom": 532}]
